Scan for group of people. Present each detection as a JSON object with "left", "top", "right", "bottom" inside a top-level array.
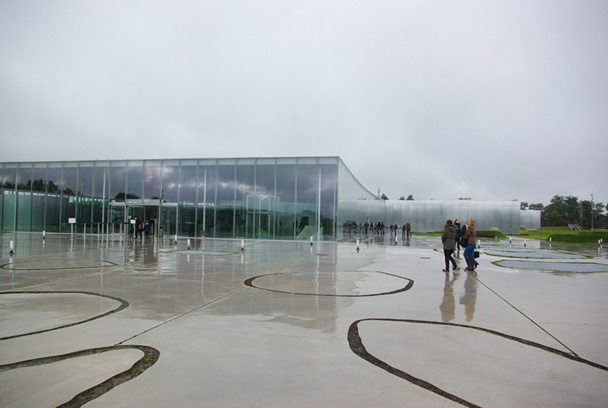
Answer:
[
  {"left": 441, "top": 218, "right": 479, "bottom": 273},
  {"left": 341, "top": 220, "right": 412, "bottom": 238},
  {"left": 128, "top": 215, "right": 152, "bottom": 239}
]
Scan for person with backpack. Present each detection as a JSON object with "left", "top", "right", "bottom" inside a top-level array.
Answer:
[{"left": 441, "top": 220, "right": 459, "bottom": 272}]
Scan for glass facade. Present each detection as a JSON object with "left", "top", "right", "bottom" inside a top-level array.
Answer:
[
  {"left": 0, "top": 157, "right": 355, "bottom": 240},
  {"left": 337, "top": 199, "right": 527, "bottom": 234},
  {"left": 0, "top": 157, "right": 536, "bottom": 237}
]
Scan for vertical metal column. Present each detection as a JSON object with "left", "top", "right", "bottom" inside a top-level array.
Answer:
[
  {"left": 316, "top": 162, "right": 321, "bottom": 241},
  {"left": 202, "top": 167, "right": 207, "bottom": 237}
]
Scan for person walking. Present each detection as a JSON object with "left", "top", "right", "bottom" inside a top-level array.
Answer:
[
  {"left": 441, "top": 220, "right": 459, "bottom": 272},
  {"left": 463, "top": 218, "right": 478, "bottom": 271},
  {"left": 454, "top": 219, "right": 462, "bottom": 252}
]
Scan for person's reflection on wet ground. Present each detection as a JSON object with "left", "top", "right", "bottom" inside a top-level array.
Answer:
[
  {"left": 440, "top": 272, "right": 459, "bottom": 322},
  {"left": 460, "top": 272, "right": 478, "bottom": 322}
]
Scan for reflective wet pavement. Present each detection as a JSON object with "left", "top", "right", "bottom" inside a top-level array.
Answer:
[{"left": 1, "top": 233, "right": 607, "bottom": 407}]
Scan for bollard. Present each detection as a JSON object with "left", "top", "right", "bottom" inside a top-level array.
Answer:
[
  {"left": 524, "top": 239, "right": 527, "bottom": 247},
  {"left": 509, "top": 237, "right": 512, "bottom": 245},
  {"left": 356, "top": 239, "right": 360, "bottom": 252},
  {"left": 174, "top": 235, "right": 178, "bottom": 245},
  {"left": 9, "top": 240, "right": 14, "bottom": 255},
  {"left": 310, "top": 236, "right": 313, "bottom": 246},
  {"left": 43, "top": 230, "right": 46, "bottom": 239},
  {"left": 187, "top": 239, "right": 191, "bottom": 249},
  {"left": 241, "top": 240, "right": 245, "bottom": 251}
]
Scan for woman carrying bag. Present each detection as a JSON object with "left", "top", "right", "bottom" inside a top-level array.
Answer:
[{"left": 463, "top": 218, "right": 479, "bottom": 271}]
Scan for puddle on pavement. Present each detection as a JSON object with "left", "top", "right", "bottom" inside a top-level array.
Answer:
[{"left": 496, "top": 260, "right": 608, "bottom": 273}]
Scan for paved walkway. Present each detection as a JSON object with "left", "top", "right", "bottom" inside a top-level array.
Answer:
[{"left": 1, "top": 233, "right": 607, "bottom": 407}]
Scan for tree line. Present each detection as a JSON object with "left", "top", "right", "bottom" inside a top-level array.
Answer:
[{"left": 521, "top": 195, "right": 606, "bottom": 229}]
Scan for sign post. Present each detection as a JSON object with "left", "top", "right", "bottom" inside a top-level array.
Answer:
[{"left": 69, "top": 218, "right": 76, "bottom": 240}]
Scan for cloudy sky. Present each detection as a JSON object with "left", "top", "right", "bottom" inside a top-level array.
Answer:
[{"left": 1, "top": 0, "right": 606, "bottom": 206}]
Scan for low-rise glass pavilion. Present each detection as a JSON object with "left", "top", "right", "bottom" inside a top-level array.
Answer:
[
  {"left": 0, "top": 157, "right": 376, "bottom": 239},
  {"left": 0, "top": 157, "right": 537, "bottom": 239}
]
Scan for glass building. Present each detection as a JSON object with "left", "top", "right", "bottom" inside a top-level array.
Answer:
[{"left": 0, "top": 157, "right": 536, "bottom": 238}]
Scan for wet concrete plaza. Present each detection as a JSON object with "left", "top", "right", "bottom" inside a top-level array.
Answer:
[{"left": 1, "top": 232, "right": 607, "bottom": 407}]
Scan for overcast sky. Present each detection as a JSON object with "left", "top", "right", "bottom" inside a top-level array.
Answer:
[{"left": 1, "top": 0, "right": 606, "bottom": 206}]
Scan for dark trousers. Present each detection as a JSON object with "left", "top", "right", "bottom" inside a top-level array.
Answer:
[{"left": 444, "top": 249, "right": 457, "bottom": 270}]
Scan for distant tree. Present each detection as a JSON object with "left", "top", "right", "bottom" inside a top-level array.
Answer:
[
  {"left": 564, "top": 195, "right": 581, "bottom": 224},
  {"left": 31, "top": 179, "right": 46, "bottom": 192},
  {"left": 114, "top": 192, "right": 140, "bottom": 201},
  {"left": 459, "top": 197, "right": 472, "bottom": 200},
  {"left": 579, "top": 200, "right": 607, "bottom": 229},
  {"left": 47, "top": 180, "right": 60, "bottom": 194},
  {"left": 381, "top": 193, "right": 389, "bottom": 200},
  {"left": 399, "top": 196, "right": 405, "bottom": 200},
  {"left": 543, "top": 195, "right": 565, "bottom": 226},
  {"left": 529, "top": 203, "right": 544, "bottom": 211},
  {"left": 520, "top": 202, "right": 529, "bottom": 210},
  {"left": 593, "top": 202, "right": 606, "bottom": 229},
  {"left": 406, "top": 195, "right": 414, "bottom": 200},
  {"left": 581, "top": 200, "right": 593, "bottom": 228},
  {"left": 597, "top": 203, "right": 607, "bottom": 228},
  {"left": 542, "top": 195, "right": 584, "bottom": 226}
]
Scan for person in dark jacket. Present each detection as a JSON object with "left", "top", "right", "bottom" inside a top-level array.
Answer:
[
  {"left": 454, "top": 219, "right": 462, "bottom": 251},
  {"left": 441, "top": 220, "right": 459, "bottom": 272}
]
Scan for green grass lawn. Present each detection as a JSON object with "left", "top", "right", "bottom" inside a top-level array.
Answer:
[
  {"left": 381, "top": 227, "right": 606, "bottom": 244},
  {"left": 519, "top": 227, "right": 607, "bottom": 243}
]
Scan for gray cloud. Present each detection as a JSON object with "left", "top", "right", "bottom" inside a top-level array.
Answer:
[{"left": 1, "top": 0, "right": 606, "bottom": 205}]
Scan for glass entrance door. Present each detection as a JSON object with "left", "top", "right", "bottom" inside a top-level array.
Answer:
[{"left": 128, "top": 204, "right": 159, "bottom": 237}]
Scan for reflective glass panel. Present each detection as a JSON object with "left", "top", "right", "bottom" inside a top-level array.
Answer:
[
  {"left": 179, "top": 165, "right": 197, "bottom": 204},
  {"left": 296, "top": 163, "right": 317, "bottom": 238},
  {"left": 126, "top": 164, "right": 143, "bottom": 200},
  {"left": 109, "top": 164, "right": 126, "bottom": 201},
  {"left": 143, "top": 162, "right": 161, "bottom": 200},
  {"left": 319, "top": 163, "right": 338, "bottom": 238},
  {"left": 275, "top": 164, "right": 295, "bottom": 238},
  {"left": 235, "top": 164, "right": 254, "bottom": 238},
  {"left": 161, "top": 163, "right": 179, "bottom": 203},
  {"left": 31, "top": 166, "right": 46, "bottom": 230},
  {"left": 16, "top": 164, "right": 31, "bottom": 191},
  {"left": 215, "top": 163, "right": 235, "bottom": 237},
  {"left": 198, "top": 166, "right": 215, "bottom": 236},
  {"left": 254, "top": 163, "right": 276, "bottom": 239},
  {"left": 78, "top": 165, "right": 94, "bottom": 226},
  {"left": 45, "top": 166, "right": 62, "bottom": 232}
]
